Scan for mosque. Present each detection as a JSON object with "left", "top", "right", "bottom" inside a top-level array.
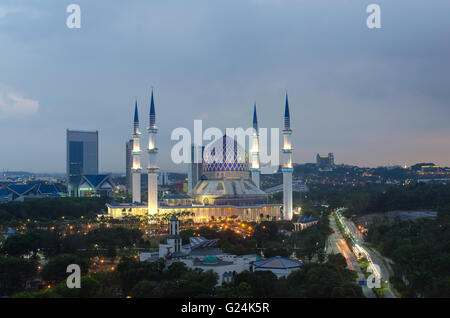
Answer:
[{"left": 106, "top": 90, "right": 294, "bottom": 222}]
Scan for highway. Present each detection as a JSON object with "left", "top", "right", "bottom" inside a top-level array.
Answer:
[
  {"left": 327, "top": 216, "right": 376, "bottom": 298},
  {"left": 334, "top": 209, "right": 396, "bottom": 298}
]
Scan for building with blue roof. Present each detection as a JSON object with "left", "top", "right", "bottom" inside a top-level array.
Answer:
[
  {"left": 78, "top": 174, "right": 115, "bottom": 198},
  {"left": 251, "top": 256, "right": 302, "bottom": 278},
  {"left": 293, "top": 215, "right": 318, "bottom": 231},
  {"left": 0, "top": 188, "right": 13, "bottom": 204},
  {"left": 3, "top": 228, "right": 17, "bottom": 239}
]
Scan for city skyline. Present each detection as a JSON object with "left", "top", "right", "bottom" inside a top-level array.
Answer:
[{"left": 1, "top": 0, "right": 450, "bottom": 173}]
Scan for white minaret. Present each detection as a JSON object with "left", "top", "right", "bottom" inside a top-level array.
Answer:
[
  {"left": 147, "top": 90, "right": 159, "bottom": 215},
  {"left": 131, "top": 100, "right": 142, "bottom": 203},
  {"left": 251, "top": 103, "right": 261, "bottom": 188},
  {"left": 282, "top": 94, "right": 293, "bottom": 220}
]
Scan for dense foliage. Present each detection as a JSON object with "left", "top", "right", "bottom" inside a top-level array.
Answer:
[
  {"left": 366, "top": 208, "right": 450, "bottom": 297},
  {"left": 0, "top": 197, "right": 108, "bottom": 224},
  {"left": 1, "top": 227, "right": 144, "bottom": 258}
]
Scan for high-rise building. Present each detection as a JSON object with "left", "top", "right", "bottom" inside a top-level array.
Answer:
[
  {"left": 187, "top": 145, "right": 204, "bottom": 194},
  {"left": 125, "top": 139, "right": 133, "bottom": 192},
  {"left": 66, "top": 130, "right": 99, "bottom": 196}
]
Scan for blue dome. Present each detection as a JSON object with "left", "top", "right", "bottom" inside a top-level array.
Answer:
[
  {"left": 202, "top": 256, "right": 219, "bottom": 264},
  {"left": 203, "top": 135, "right": 248, "bottom": 173}
]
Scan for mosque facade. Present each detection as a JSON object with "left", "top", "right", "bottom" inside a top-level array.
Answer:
[{"left": 106, "top": 91, "right": 294, "bottom": 222}]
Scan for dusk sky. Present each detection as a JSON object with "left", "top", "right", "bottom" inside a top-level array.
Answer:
[{"left": 1, "top": 0, "right": 449, "bottom": 173}]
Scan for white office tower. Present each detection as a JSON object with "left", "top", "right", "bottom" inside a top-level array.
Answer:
[
  {"left": 147, "top": 90, "right": 159, "bottom": 215},
  {"left": 281, "top": 94, "right": 293, "bottom": 220},
  {"left": 131, "top": 101, "right": 142, "bottom": 203},
  {"left": 251, "top": 103, "right": 261, "bottom": 188}
]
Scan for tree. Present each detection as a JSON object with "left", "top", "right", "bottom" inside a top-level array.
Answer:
[
  {"left": 41, "top": 254, "right": 89, "bottom": 284},
  {"left": 0, "top": 256, "right": 37, "bottom": 296}
]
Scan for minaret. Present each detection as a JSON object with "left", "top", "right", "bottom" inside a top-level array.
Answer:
[
  {"left": 131, "top": 100, "right": 142, "bottom": 203},
  {"left": 281, "top": 94, "right": 293, "bottom": 220},
  {"left": 147, "top": 89, "right": 159, "bottom": 215},
  {"left": 251, "top": 103, "right": 261, "bottom": 188}
]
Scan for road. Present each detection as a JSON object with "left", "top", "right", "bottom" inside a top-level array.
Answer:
[
  {"left": 335, "top": 210, "right": 397, "bottom": 298},
  {"left": 327, "top": 216, "right": 376, "bottom": 298}
]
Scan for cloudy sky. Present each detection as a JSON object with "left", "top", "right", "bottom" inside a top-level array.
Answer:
[{"left": 0, "top": 0, "right": 449, "bottom": 173}]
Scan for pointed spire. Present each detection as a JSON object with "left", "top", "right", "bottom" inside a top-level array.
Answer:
[
  {"left": 284, "top": 93, "right": 290, "bottom": 130},
  {"left": 253, "top": 102, "right": 258, "bottom": 132},
  {"left": 149, "top": 89, "right": 156, "bottom": 128},
  {"left": 134, "top": 99, "right": 139, "bottom": 123},
  {"left": 133, "top": 99, "right": 140, "bottom": 133}
]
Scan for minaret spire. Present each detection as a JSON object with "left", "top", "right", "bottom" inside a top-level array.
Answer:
[
  {"left": 133, "top": 99, "right": 140, "bottom": 133},
  {"left": 284, "top": 93, "right": 290, "bottom": 130},
  {"left": 251, "top": 103, "right": 261, "bottom": 189},
  {"left": 149, "top": 89, "right": 156, "bottom": 129},
  {"left": 253, "top": 102, "right": 258, "bottom": 132},
  {"left": 282, "top": 93, "right": 293, "bottom": 220},
  {"left": 131, "top": 99, "right": 142, "bottom": 203},
  {"left": 147, "top": 89, "right": 159, "bottom": 215}
]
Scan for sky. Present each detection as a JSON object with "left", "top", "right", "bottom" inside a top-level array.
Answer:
[{"left": 0, "top": 0, "right": 449, "bottom": 173}]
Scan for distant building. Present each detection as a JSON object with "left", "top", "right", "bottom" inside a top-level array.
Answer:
[
  {"left": 0, "top": 188, "right": 13, "bottom": 203},
  {"left": 125, "top": 139, "right": 133, "bottom": 192},
  {"left": 2, "top": 228, "right": 17, "bottom": 240},
  {"left": 420, "top": 165, "right": 441, "bottom": 174},
  {"left": 316, "top": 153, "right": 335, "bottom": 171},
  {"left": 293, "top": 215, "right": 318, "bottom": 231},
  {"left": 250, "top": 256, "right": 302, "bottom": 278},
  {"left": 66, "top": 130, "right": 99, "bottom": 196},
  {"left": 1, "top": 183, "right": 64, "bottom": 202},
  {"left": 78, "top": 174, "right": 115, "bottom": 198},
  {"left": 158, "top": 171, "right": 170, "bottom": 186},
  {"left": 187, "top": 145, "right": 204, "bottom": 194}
]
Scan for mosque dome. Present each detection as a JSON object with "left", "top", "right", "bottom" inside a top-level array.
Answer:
[
  {"left": 202, "top": 135, "right": 249, "bottom": 179},
  {"left": 202, "top": 256, "right": 219, "bottom": 264}
]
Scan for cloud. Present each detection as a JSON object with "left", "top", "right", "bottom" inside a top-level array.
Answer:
[{"left": 0, "top": 86, "right": 39, "bottom": 118}]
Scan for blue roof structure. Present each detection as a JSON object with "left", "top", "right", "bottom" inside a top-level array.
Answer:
[
  {"left": 36, "top": 184, "right": 61, "bottom": 195},
  {"left": 294, "top": 215, "right": 316, "bottom": 223},
  {"left": 253, "top": 256, "right": 302, "bottom": 270},
  {"left": 0, "top": 188, "right": 9, "bottom": 196},
  {"left": 82, "top": 174, "right": 110, "bottom": 188},
  {"left": 7, "top": 184, "right": 35, "bottom": 196},
  {"left": 5, "top": 228, "right": 16, "bottom": 235}
]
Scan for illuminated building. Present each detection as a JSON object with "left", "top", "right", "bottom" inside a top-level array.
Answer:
[
  {"left": 105, "top": 95, "right": 295, "bottom": 222},
  {"left": 293, "top": 215, "right": 318, "bottom": 231},
  {"left": 78, "top": 174, "right": 114, "bottom": 198}
]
